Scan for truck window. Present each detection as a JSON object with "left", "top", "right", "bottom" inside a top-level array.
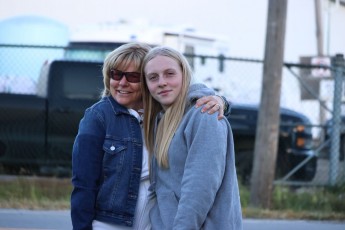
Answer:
[{"left": 61, "top": 63, "right": 104, "bottom": 100}]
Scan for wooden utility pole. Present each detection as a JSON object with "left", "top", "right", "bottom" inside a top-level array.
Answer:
[
  {"left": 315, "top": 0, "right": 324, "bottom": 56},
  {"left": 250, "top": 0, "right": 288, "bottom": 208},
  {"left": 315, "top": 0, "right": 327, "bottom": 126}
]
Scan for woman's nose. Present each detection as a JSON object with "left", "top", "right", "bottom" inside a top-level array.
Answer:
[{"left": 119, "top": 74, "right": 129, "bottom": 86}]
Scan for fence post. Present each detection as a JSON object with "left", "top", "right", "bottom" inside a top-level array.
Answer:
[{"left": 329, "top": 54, "right": 345, "bottom": 185}]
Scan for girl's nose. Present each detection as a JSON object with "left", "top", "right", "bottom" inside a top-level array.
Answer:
[{"left": 158, "top": 76, "right": 167, "bottom": 86}]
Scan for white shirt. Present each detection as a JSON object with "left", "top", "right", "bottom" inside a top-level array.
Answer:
[{"left": 128, "top": 109, "right": 149, "bottom": 180}]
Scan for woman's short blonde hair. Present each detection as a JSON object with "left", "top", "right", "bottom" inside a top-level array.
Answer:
[{"left": 101, "top": 42, "right": 151, "bottom": 97}]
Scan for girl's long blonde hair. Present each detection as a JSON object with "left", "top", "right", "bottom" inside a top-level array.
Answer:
[{"left": 141, "top": 46, "right": 192, "bottom": 168}]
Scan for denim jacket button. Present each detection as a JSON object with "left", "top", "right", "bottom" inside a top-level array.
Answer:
[
  {"left": 110, "top": 145, "right": 115, "bottom": 151},
  {"left": 129, "top": 194, "right": 137, "bottom": 199}
]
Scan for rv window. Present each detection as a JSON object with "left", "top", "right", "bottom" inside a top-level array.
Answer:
[{"left": 185, "top": 45, "right": 195, "bottom": 69}]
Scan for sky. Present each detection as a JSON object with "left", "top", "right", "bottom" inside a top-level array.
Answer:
[
  {"left": 1, "top": 0, "right": 344, "bottom": 60},
  {"left": 0, "top": 0, "right": 269, "bottom": 58}
]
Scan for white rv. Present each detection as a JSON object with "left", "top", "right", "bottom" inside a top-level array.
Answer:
[{"left": 66, "top": 20, "right": 232, "bottom": 96}]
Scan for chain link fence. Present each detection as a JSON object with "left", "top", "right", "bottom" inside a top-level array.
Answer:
[
  {"left": 0, "top": 44, "right": 344, "bottom": 186},
  {"left": 277, "top": 55, "right": 345, "bottom": 186}
]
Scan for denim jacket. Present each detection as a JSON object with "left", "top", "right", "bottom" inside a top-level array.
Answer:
[{"left": 71, "top": 96, "right": 143, "bottom": 230}]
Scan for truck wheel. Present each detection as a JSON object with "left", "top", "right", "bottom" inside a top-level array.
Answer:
[
  {"left": 0, "top": 142, "right": 6, "bottom": 157},
  {"left": 292, "top": 157, "right": 317, "bottom": 182},
  {"left": 2, "top": 164, "right": 21, "bottom": 175},
  {"left": 275, "top": 144, "right": 291, "bottom": 179},
  {"left": 294, "top": 156, "right": 317, "bottom": 181},
  {"left": 235, "top": 150, "right": 253, "bottom": 185},
  {"left": 340, "top": 136, "right": 345, "bottom": 161},
  {"left": 2, "top": 164, "right": 40, "bottom": 176},
  {"left": 275, "top": 150, "right": 290, "bottom": 180}
]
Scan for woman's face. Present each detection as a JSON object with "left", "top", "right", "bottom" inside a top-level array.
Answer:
[
  {"left": 109, "top": 63, "right": 143, "bottom": 111},
  {"left": 144, "top": 55, "right": 183, "bottom": 110}
]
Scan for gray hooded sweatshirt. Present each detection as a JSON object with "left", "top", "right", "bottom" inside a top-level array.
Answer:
[{"left": 149, "top": 84, "right": 243, "bottom": 230}]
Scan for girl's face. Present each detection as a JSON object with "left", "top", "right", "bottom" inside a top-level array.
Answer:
[
  {"left": 144, "top": 55, "right": 183, "bottom": 110},
  {"left": 109, "top": 62, "right": 143, "bottom": 111}
]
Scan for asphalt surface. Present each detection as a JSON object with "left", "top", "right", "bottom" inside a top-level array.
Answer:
[{"left": 0, "top": 209, "right": 344, "bottom": 230}]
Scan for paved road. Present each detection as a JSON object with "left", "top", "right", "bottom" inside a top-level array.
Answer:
[{"left": 0, "top": 209, "right": 344, "bottom": 230}]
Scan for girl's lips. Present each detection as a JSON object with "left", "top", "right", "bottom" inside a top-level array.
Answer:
[{"left": 158, "top": 90, "right": 171, "bottom": 95}]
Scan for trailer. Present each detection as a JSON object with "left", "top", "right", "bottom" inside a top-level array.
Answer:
[{"left": 66, "top": 20, "right": 232, "bottom": 96}]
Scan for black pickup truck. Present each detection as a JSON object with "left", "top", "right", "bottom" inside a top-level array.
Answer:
[
  {"left": 0, "top": 60, "right": 103, "bottom": 176},
  {"left": 228, "top": 103, "right": 316, "bottom": 183},
  {"left": 0, "top": 60, "right": 317, "bottom": 182}
]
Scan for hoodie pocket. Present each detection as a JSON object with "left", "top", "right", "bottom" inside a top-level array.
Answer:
[{"left": 156, "top": 191, "right": 179, "bottom": 228}]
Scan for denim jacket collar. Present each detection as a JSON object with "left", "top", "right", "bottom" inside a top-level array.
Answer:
[{"left": 104, "top": 95, "right": 131, "bottom": 116}]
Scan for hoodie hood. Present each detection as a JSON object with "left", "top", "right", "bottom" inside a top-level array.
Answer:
[{"left": 187, "top": 83, "right": 215, "bottom": 102}]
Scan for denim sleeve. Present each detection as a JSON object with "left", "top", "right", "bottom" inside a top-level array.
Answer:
[
  {"left": 173, "top": 108, "right": 228, "bottom": 229},
  {"left": 71, "top": 109, "right": 105, "bottom": 230}
]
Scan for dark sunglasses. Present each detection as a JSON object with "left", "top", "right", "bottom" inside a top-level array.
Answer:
[{"left": 109, "top": 69, "right": 141, "bottom": 83}]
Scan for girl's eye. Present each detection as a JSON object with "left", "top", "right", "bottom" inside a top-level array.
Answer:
[{"left": 148, "top": 75, "right": 158, "bottom": 81}]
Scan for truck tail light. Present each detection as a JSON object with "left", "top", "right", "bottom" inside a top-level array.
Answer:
[
  {"left": 296, "top": 137, "right": 305, "bottom": 147},
  {"left": 293, "top": 125, "right": 313, "bottom": 149}
]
